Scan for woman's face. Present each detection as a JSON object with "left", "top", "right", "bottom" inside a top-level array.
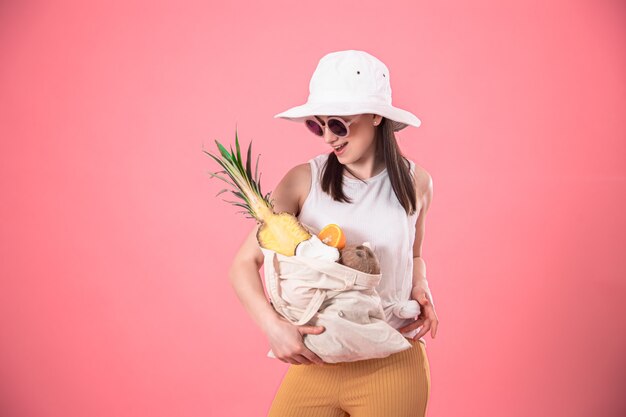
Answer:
[{"left": 312, "top": 113, "right": 382, "bottom": 164}]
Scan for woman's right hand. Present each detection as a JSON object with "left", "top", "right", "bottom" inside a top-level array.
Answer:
[{"left": 264, "top": 315, "right": 326, "bottom": 365}]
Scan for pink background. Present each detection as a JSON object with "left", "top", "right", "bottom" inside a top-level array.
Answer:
[{"left": 1, "top": 1, "right": 625, "bottom": 416}]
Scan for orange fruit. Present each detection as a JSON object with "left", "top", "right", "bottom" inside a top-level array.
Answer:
[{"left": 318, "top": 224, "right": 346, "bottom": 249}]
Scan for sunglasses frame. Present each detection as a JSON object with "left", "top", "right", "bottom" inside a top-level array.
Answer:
[{"left": 304, "top": 115, "right": 362, "bottom": 138}]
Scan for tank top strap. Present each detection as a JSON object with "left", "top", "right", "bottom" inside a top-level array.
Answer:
[
  {"left": 307, "top": 155, "right": 321, "bottom": 190},
  {"left": 308, "top": 154, "right": 330, "bottom": 191}
]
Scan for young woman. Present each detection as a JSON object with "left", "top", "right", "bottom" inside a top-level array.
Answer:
[{"left": 228, "top": 50, "right": 439, "bottom": 417}]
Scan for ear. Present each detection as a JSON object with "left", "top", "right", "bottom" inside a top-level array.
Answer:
[{"left": 372, "top": 114, "right": 383, "bottom": 126}]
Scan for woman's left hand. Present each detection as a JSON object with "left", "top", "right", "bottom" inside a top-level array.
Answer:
[{"left": 398, "top": 283, "right": 439, "bottom": 340}]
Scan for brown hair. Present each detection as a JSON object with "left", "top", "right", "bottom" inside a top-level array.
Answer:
[{"left": 320, "top": 117, "right": 418, "bottom": 216}]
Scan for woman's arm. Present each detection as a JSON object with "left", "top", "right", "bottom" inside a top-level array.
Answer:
[
  {"left": 228, "top": 223, "right": 282, "bottom": 334},
  {"left": 399, "top": 167, "right": 439, "bottom": 339},
  {"left": 228, "top": 163, "right": 325, "bottom": 365},
  {"left": 412, "top": 169, "right": 432, "bottom": 295}
]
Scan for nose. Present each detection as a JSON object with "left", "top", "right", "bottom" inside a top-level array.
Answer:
[{"left": 322, "top": 125, "right": 339, "bottom": 144}]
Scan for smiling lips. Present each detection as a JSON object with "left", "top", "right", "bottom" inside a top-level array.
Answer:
[{"left": 333, "top": 142, "right": 348, "bottom": 155}]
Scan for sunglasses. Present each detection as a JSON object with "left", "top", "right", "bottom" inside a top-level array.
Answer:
[{"left": 304, "top": 115, "right": 360, "bottom": 138}]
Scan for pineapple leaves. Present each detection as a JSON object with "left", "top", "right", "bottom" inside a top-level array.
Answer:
[
  {"left": 245, "top": 139, "right": 253, "bottom": 191},
  {"left": 207, "top": 170, "right": 237, "bottom": 188},
  {"left": 215, "top": 188, "right": 229, "bottom": 197},
  {"left": 205, "top": 128, "right": 314, "bottom": 254},
  {"left": 204, "top": 127, "right": 274, "bottom": 222},
  {"left": 254, "top": 153, "right": 260, "bottom": 186},
  {"left": 215, "top": 141, "right": 231, "bottom": 160},
  {"left": 235, "top": 129, "right": 242, "bottom": 167}
]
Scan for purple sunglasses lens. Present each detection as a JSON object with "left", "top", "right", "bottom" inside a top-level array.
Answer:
[
  {"left": 305, "top": 120, "right": 323, "bottom": 136},
  {"left": 328, "top": 119, "right": 348, "bottom": 136}
]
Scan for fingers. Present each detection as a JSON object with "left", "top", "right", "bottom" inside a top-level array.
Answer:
[
  {"left": 293, "top": 354, "right": 314, "bottom": 365},
  {"left": 277, "top": 351, "right": 310, "bottom": 365},
  {"left": 297, "top": 328, "right": 325, "bottom": 364},
  {"left": 301, "top": 349, "right": 324, "bottom": 365},
  {"left": 398, "top": 318, "right": 425, "bottom": 333},
  {"left": 299, "top": 325, "right": 325, "bottom": 335},
  {"left": 421, "top": 304, "right": 439, "bottom": 339},
  {"left": 279, "top": 350, "right": 323, "bottom": 366},
  {"left": 399, "top": 300, "right": 440, "bottom": 339},
  {"left": 418, "top": 293, "right": 429, "bottom": 305},
  {"left": 414, "top": 321, "right": 431, "bottom": 340},
  {"left": 418, "top": 293, "right": 435, "bottom": 309},
  {"left": 276, "top": 325, "right": 326, "bottom": 365},
  {"left": 413, "top": 314, "right": 439, "bottom": 339},
  {"left": 415, "top": 291, "right": 437, "bottom": 310}
]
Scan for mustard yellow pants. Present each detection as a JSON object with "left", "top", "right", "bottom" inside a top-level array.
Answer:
[{"left": 267, "top": 338, "right": 430, "bottom": 417}]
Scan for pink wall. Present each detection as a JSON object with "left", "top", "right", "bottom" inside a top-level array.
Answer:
[{"left": 1, "top": 1, "right": 624, "bottom": 416}]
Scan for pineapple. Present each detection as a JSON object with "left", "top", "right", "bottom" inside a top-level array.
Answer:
[{"left": 203, "top": 128, "right": 312, "bottom": 256}]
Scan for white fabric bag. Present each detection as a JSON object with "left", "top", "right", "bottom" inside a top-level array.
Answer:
[{"left": 260, "top": 235, "right": 413, "bottom": 363}]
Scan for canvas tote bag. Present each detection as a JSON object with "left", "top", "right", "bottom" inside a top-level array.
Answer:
[{"left": 259, "top": 240, "right": 413, "bottom": 363}]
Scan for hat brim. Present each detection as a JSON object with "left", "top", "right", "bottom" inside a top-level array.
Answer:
[{"left": 273, "top": 101, "right": 421, "bottom": 131}]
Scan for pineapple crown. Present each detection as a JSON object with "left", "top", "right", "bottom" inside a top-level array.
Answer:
[{"left": 203, "top": 127, "right": 274, "bottom": 221}]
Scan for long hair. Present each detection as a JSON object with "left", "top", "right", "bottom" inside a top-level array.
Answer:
[{"left": 320, "top": 117, "right": 418, "bottom": 216}]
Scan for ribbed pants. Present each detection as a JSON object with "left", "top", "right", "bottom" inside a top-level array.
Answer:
[{"left": 267, "top": 338, "right": 430, "bottom": 417}]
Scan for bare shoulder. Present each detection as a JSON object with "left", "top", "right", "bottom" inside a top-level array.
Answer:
[
  {"left": 409, "top": 160, "right": 433, "bottom": 211},
  {"left": 270, "top": 162, "right": 312, "bottom": 217}
]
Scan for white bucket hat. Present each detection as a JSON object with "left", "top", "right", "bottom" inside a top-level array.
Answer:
[{"left": 274, "top": 49, "right": 421, "bottom": 132}]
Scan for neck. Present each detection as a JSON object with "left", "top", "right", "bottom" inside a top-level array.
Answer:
[{"left": 343, "top": 154, "right": 386, "bottom": 180}]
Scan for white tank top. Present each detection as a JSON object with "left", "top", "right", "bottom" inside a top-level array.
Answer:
[{"left": 297, "top": 153, "right": 422, "bottom": 341}]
